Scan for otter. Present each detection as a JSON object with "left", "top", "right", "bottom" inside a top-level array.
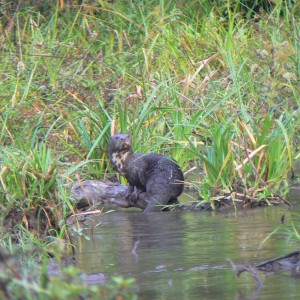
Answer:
[{"left": 108, "top": 133, "right": 184, "bottom": 212}]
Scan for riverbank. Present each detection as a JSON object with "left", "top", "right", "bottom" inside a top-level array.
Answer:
[{"left": 0, "top": 1, "right": 299, "bottom": 298}]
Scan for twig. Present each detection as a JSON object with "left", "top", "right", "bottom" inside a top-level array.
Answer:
[
  {"left": 228, "top": 259, "right": 263, "bottom": 289},
  {"left": 131, "top": 241, "right": 140, "bottom": 257}
]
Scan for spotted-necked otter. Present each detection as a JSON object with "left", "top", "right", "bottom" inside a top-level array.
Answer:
[{"left": 108, "top": 133, "right": 184, "bottom": 212}]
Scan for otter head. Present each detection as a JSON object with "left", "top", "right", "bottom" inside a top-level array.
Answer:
[{"left": 108, "top": 133, "right": 133, "bottom": 174}]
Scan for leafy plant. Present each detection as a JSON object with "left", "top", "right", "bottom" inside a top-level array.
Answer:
[
  {"left": 189, "top": 111, "right": 295, "bottom": 207},
  {"left": 0, "top": 246, "right": 137, "bottom": 300},
  {"left": 0, "top": 0, "right": 298, "bottom": 251}
]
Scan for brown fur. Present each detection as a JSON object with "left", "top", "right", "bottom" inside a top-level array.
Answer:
[{"left": 108, "top": 133, "right": 184, "bottom": 212}]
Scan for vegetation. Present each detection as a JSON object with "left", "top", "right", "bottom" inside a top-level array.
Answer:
[
  {"left": 0, "top": 248, "right": 137, "bottom": 299},
  {"left": 0, "top": 0, "right": 299, "bottom": 298}
]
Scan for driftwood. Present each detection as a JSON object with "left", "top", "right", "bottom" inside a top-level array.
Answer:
[
  {"left": 68, "top": 180, "right": 204, "bottom": 211},
  {"left": 230, "top": 251, "right": 300, "bottom": 288},
  {"left": 229, "top": 260, "right": 263, "bottom": 289},
  {"left": 255, "top": 250, "right": 300, "bottom": 272},
  {"left": 68, "top": 180, "right": 148, "bottom": 210}
]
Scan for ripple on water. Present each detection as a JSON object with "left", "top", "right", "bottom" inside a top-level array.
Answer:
[{"left": 75, "top": 205, "right": 300, "bottom": 300}]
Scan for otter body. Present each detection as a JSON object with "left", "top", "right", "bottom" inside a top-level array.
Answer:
[{"left": 108, "top": 133, "right": 184, "bottom": 212}]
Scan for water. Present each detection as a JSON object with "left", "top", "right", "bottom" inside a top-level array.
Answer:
[{"left": 75, "top": 190, "right": 300, "bottom": 299}]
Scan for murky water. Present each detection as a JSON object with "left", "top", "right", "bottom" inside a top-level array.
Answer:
[{"left": 75, "top": 188, "right": 300, "bottom": 299}]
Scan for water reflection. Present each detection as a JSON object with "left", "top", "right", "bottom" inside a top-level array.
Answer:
[
  {"left": 74, "top": 199, "right": 300, "bottom": 300},
  {"left": 72, "top": 162, "right": 300, "bottom": 299}
]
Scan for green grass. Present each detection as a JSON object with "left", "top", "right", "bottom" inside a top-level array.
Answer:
[
  {"left": 0, "top": 0, "right": 298, "bottom": 218},
  {"left": 0, "top": 236, "right": 137, "bottom": 299},
  {"left": 258, "top": 212, "right": 300, "bottom": 252},
  {"left": 0, "top": 0, "right": 299, "bottom": 296},
  {"left": 0, "top": 0, "right": 298, "bottom": 222}
]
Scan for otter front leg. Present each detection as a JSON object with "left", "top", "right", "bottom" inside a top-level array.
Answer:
[
  {"left": 126, "top": 192, "right": 148, "bottom": 209},
  {"left": 125, "top": 185, "right": 143, "bottom": 199},
  {"left": 110, "top": 185, "right": 139, "bottom": 208},
  {"left": 123, "top": 186, "right": 147, "bottom": 209},
  {"left": 124, "top": 184, "right": 134, "bottom": 198}
]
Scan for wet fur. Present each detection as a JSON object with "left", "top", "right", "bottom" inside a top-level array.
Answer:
[{"left": 108, "top": 133, "right": 184, "bottom": 212}]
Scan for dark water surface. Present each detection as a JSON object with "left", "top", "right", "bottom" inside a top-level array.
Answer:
[{"left": 75, "top": 190, "right": 300, "bottom": 299}]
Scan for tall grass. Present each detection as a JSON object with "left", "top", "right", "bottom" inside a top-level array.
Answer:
[
  {"left": 0, "top": 0, "right": 298, "bottom": 233},
  {"left": 0, "top": 1, "right": 298, "bottom": 298}
]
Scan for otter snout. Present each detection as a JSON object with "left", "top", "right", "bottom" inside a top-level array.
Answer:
[{"left": 109, "top": 133, "right": 132, "bottom": 152}]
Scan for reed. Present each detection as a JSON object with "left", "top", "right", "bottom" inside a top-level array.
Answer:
[
  {"left": 0, "top": 0, "right": 298, "bottom": 209},
  {"left": 0, "top": 1, "right": 299, "bottom": 296},
  {"left": 0, "top": 0, "right": 298, "bottom": 221}
]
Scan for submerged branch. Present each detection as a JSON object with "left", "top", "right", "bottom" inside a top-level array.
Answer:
[
  {"left": 229, "top": 259, "right": 263, "bottom": 289},
  {"left": 230, "top": 251, "right": 300, "bottom": 288}
]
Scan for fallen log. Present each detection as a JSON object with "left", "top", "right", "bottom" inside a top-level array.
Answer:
[
  {"left": 68, "top": 180, "right": 148, "bottom": 210},
  {"left": 67, "top": 180, "right": 211, "bottom": 212}
]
